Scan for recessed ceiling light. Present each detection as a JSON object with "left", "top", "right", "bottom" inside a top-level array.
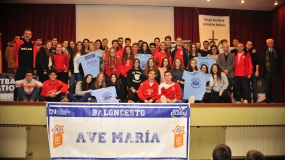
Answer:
[
  {"left": 274, "top": 1, "right": 278, "bottom": 5},
  {"left": 241, "top": 0, "right": 245, "bottom": 3},
  {"left": 207, "top": 0, "right": 210, "bottom": 1}
]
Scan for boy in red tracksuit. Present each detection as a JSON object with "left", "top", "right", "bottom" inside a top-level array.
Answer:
[
  {"left": 53, "top": 43, "right": 69, "bottom": 84},
  {"left": 39, "top": 69, "right": 68, "bottom": 102},
  {"left": 158, "top": 70, "right": 183, "bottom": 103},
  {"left": 234, "top": 43, "right": 253, "bottom": 103},
  {"left": 137, "top": 70, "right": 160, "bottom": 103}
]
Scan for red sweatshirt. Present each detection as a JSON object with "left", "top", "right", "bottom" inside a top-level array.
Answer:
[
  {"left": 12, "top": 40, "right": 38, "bottom": 68},
  {"left": 121, "top": 58, "right": 133, "bottom": 77},
  {"left": 40, "top": 79, "right": 68, "bottom": 97},
  {"left": 105, "top": 56, "right": 121, "bottom": 77},
  {"left": 53, "top": 52, "right": 69, "bottom": 72},
  {"left": 234, "top": 52, "right": 253, "bottom": 76},
  {"left": 174, "top": 47, "right": 185, "bottom": 68},
  {"left": 138, "top": 79, "right": 159, "bottom": 101},
  {"left": 158, "top": 82, "right": 182, "bottom": 99},
  {"left": 153, "top": 51, "right": 173, "bottom": 67}
]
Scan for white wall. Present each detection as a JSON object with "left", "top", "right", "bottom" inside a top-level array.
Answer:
[{"left": 76, "top": 5, "right": 174, "bottom": 46}]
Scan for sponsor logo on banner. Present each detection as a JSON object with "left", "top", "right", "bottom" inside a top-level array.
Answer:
[
  {"left": 190, "top": 77, "right": 201, "bottom": 88},
  {"left": 52, "top": 124, "right": 64, "bottom": 148},
  {"left": 173, "top": 125, "right": 185, "bottom": 148},
  {"left": 49, "top": 108, "right": 71, "bottom": 115},
  {"left": 171, "top": 107, "right": 187, "bottom": 118}
]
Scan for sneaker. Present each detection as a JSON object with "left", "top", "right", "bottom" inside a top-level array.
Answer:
[
  {"left": 188, "top": 96, "right": 195, "bottom": 104},
  {"left": 161, "top": 95, "right": 167, "bottom": 103},
  {"left": 243, "top": 100, "right": 248, "bottom": 103},
  {"left": 236, "top": 101, "right": 241, "bottom": 103}
]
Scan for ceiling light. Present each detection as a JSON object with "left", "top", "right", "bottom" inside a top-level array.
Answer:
[
  {"left": 274, "top": 0, "right": 278, "bottom": 5},
  {"left": 241, "top": 0, "right": 245, "bottom": 3},
  {"left": 207, "top": 0, "right": 210, "bottom": 1}
]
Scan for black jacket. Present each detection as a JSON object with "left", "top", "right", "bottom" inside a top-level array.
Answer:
[
  {"left": 261, "top": 46, "right": 282, "bottom": 76},
  {"left": 171, "top": 46, "right": 188, "bottom": 68}
]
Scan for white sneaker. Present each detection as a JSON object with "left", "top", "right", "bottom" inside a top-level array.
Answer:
[
  {"left": 161, "top": 95, "right": 167, "bottom": 103},
  {"left": 243, "top": 100, "right": 248, "bottom": 103},
  {"left": 236, "top": 101, "right": 241, "bottom": 103},
  {"left": 188, "top": 96, "right": 195, "bottom": 104}
]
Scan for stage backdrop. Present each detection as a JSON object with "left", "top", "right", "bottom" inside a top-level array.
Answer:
[
  {"left": 198, "top": 15, "right": 230, "bottom": 45},
  {"left": 47, "top": 103, "right": 190, "bottom": 160},
  {"left": 76, "top": 5, "right": 174, "bottom": 44}
]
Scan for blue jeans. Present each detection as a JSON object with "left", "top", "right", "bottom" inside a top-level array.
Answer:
[
  {"left": 234, "top": 76, "right": 250, "bottom": 102},
  {"left": 250, "top": 73, "right": 258, "bottom": 101},
  {"left": 67, "top": 92, "right": 91, "bottom": 102},
  {"left": 69, "top": 73, "right": 82, "bottom": 94},
  {"left": 17, "top": 87, "right": 40, "bottom": 101}
]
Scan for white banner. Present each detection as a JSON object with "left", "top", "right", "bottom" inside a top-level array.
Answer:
[
  {"left": 199, "top": 15, "right": 230, "bottom": 45},
  {"left": 0, "top": 74, "right": 15, "bottom": 101},
  {"left": 47, "top": 103, "right": 190, "bottom": 160}
]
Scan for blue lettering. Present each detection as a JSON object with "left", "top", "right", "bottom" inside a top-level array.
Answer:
[
  {"left": 150, "top": 132, "right": 160, "bottom": 143},
  {"left": 98, "top": 132, "right": 106, "bottom": 143},
  {"left": 145, "top": 130, "right": 150, "bottom": 143},
  {"left": 76, "top": 132, "right": 86, "bottom": 143},
  {"left": 87, "top": 132, "right": 97, "bottom": 143},
  {"left": 124, "top": 132, "right": 134, "bottom": 143},
  {"left": 112, "top": 132, "right": 123, "bottom": 143},
  {"left": 135, "top": 132, "right": 144, "bottom": 143}
]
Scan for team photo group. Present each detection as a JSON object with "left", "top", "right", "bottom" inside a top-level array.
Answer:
[{"left": 7, "top": 29, "right": 282, "bottom": 103}]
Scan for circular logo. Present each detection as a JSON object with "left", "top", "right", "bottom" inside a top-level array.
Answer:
[
  {"left": 257, "top": 80, "right": 262, "bottom": 87},
  {"left": 190, "top": 77, "right": 201, "bottom": 88},
  {"left": 102, "top": 92, "right": 112, "bottom": 101},
  {"left": 141, "top": 60, "right": 147, "bottom": 69}
]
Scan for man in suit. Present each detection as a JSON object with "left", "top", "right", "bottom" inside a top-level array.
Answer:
[
  {"left": 217, "top": 43, "right": 236, "bottom": 98},
  {"left": 261, "top": 38, "right": 282, "bottom": 103}
]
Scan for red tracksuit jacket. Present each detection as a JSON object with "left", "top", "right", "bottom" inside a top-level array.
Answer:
[
  {"left": 138, "top": 79, "right": 159, "bottom": 101},
  {"left": 158, "top": 82, "right": 182, "bottom": 99},
  {"left": 234, "top": 52, "right": 253, "bottom": 76},
  {"left": 40, "top": 79, "right": 68, "bottom": 97},
  {"left": 105, "top": 56, "right": 121, "bottom": 77},
  {"left": 53, "top": 52, "right": 69, "bottom": 72}
]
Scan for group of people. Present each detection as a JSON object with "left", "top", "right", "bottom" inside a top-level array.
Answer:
[
  {"left": 211, "top": 144, "right": 265, "bottom": 160},
  {"left": 6, "top": 29, "right": 282, "bottom": 103}
]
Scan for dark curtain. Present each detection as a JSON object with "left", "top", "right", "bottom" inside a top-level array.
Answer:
[
  {"left": 271, "top": 4, "right": 285, "bottom": 101},
  {"left": 0, "top": 4, "right": 76, "bottom": 72},
  {"left": 174, "top": 7, "right": 271, "bottom": 55},
  {"left": 174, "top": 7, "right": 285, "bottom": 101}
]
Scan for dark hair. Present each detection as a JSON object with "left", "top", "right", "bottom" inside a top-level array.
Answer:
[
  {"left": 154, "top": 37, "right": 160, "bottom": 41},
  {"left": 186, "top": 59, "right": 198, "bottom": 72},
  {"left": 232, "top": 37, "right": 239, "bottom": 41},
  {"left": 83, "top": 38, "right": 90, "bottom": 43},
  {"left": 160, "top": 57, "right": 171, "bottom": 70},
  {"left": 51, "top": 37, "right": 57, "bottom": 40},
  {"left": 95, "top": 39, "right": 104, "bottom": 50},
  {"left": 118, "top": 37, "right": 123, "bottom": 41},
  {"left": 125, "top": 38, "right": 131, "bottom": 43},
  {"left": 164, "top": 70, "right": 172, "bottom": 76},
  {"left": 35, "top": 37, "right": 42, "bottom": 41},
  {"left": 212, "top": 144, "right": 231, "bottom": 160},
  {"left": 138, "top": 40, "right": 143, "bottom": 43},
  {"left": 200, "top": 64, "right": 209, "bottom": 74},
  {"left": 149, "top": 42, "right": 156, "bottom": 48},
  {"left": 210, "top": 40, "right": 215, "bottom": 44},
  {"left": 23, "top": 29, "right": 33, "bottom": 34},
  {"left": 220, "top": 39, "right": 228, "bottom": 44},
  {"left": 138, "top": 42, "right": 151, "bottom": 54},
  {"left": 164, "top": 35, "right": 172, "bottom": 41},
  {"left": 147, "top": 69, "right": 156, "bottom": 75},
  {"left": 132, "top": 58, "right": 142, "bottom": 71},
  {"left": 81, "top": 74, "right": 93, "bottom": 91},
  {"left": 112, "top": 39, "right": 118, "bottom": 45},
  {"left": 73, "top": 41, "right": 85, "bottom": 58},
  {"left": 48, "top": 69, "right": 57, "bottom": 75},
  {"left": 246, "top": 150, "right": 265, "bottom": 160},
  {"left": 203, "top": 40, "right": 210, "bottom": 45},
  {"left": 109, "top": 73, "right": 121, "bottom": 89},
  {"left": 25, "top": 70, "right": 33, "bottom": 75},
  {"left": 210, "top": 45, "right": 220, "bottom": 55},
  {"left": 122, "top": 46, "right": 134, "bottom": 64},
  {"left": 210, "top": 63, "right": 222, "bottom": 82},
  {"left": 171, "top": 58, "right": 184, "bottom": 72},
  {"left": 190, "top": 44, "right": 198, "bottom": 57},
  {"left": 44, "top": 40, "right": 53, "bottom": 61},
  {"left": 67, "top": 40, "right": 76, "bottom": 57}
]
